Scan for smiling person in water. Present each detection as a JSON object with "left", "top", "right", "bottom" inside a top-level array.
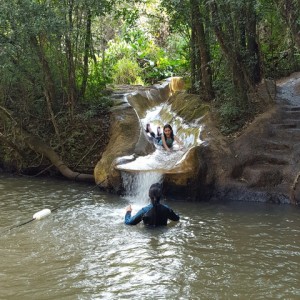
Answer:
[
  {"left": 158, "top": 124, "right": 183, "bottom": 151},
  {"left": 124, "top": 183, "right": 180, "bottom": 226}
]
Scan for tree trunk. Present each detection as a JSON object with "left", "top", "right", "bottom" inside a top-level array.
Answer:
[
  {"left": 80, "top": 9, "right": 92, "bottom": 99},
  {"left": 190, "top": 0, "right": 214, "bottom": 101},
  {"left": 30, "top": 36, "right": 57, "bottom": 106},
  {"left": 44, "top": 91, "right": 64, "bottom": 154},
  {"left": 190, "top": 26, "right": 197, "bottom": 93},
  {"left": 246, "top": 0, "right": 261, "bottom": 84},
  {"left": 25, "top": 134, "right": 94, "bottom": 182},
  {"left": 210, "top": 1, "right": 253, "bottom": 99},
  {"left": 29, "top": 36, "right": 65, "bottom": 151},
  {"left": 65, "top": 0, "right": 77, "bottom": 120},
  {"left": 278, "top": 0, "right": 300, "bottom": 49}
]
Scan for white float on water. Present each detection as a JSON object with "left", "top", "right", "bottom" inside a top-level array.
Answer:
[{"left": 33, "top": 209, "right": 51, "bottom": 220}]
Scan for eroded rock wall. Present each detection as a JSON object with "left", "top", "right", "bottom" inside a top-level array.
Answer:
[
  {"left": 94, "top": 76, "right": 300, "bottom": 205},
  {"left": 94, "top": 83, "right": 170, "bottom": 192}
]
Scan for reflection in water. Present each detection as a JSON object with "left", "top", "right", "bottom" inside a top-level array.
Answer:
[{"left": 0, "top": 175, "right": 300, "bottom": 300}]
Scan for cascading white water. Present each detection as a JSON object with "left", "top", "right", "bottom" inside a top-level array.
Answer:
[
  {"left": 118, "top": 92, "right": 203, "bottom": 202},
  {"left": 121, "top": 171, "right": 163, "bottom": 204}
]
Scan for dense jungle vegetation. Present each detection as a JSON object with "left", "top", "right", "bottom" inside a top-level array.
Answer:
[{"left": 0, "top": 0, "right": 300, "bottom": 175}]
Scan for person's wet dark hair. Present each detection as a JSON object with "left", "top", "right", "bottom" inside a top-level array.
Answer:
[
  {"left": 149, "top": 183, "right": 162, "bottom": 206},
  {"left": 145, "top": 123, "right": 155, "bottom": 138},
  {"left": 143, "top": 183, "right": 163, "bottom": 226},
  {"left": 163, "top": 124, "right": 174, "bottom": 140}
]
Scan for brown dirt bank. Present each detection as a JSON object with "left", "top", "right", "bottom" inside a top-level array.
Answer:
[{"left": 0, "top": 106, "right": 111, "bottom": 179}]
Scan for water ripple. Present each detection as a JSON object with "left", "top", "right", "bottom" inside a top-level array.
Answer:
[{"left": 0, "top": 176, "right": 299, "bottom": 299}]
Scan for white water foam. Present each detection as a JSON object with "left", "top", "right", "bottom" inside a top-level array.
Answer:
[
  {"left": 117, "top": 147, "right": 186, "bottom": 172},
  {"left": 121, "top": 171, "right": 163, "bottom": 205},
  {"left": 119, "top": 97, "right": 203, "bottom": 204}
]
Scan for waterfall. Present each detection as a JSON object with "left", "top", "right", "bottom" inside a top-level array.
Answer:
[
  {"left": 116, "top": 83, "right": 203, "bottom": 204},
  {"left": 121, "top": 171, "right": 163, "bottom": 204}
]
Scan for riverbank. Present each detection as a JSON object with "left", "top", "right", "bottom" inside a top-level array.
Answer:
[
  {"left": 0, "top": 105, "right": 111, "bottom": 177},
  {"left": 2, "top": 74, "right": 300, "bottom": 205}
]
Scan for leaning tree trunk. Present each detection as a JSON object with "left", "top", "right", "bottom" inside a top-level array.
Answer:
[
  {"left": 65, "top": 0, "right": 77, "bottom": 121},
  {"left": 0, "top": 106, "right": 94, "bottom": 183},
  {"left": 30, "top": 36, "right": 64, "bottom": 151},
  {"left": 30, "top": 36, "right": 57, "bottom": 106},
  {"left": 24, "top": 134, "right": 94, "bottom": 182}
]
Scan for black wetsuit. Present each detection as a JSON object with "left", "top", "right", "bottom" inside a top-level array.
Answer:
[{"left": 124, "top": 203, "right": 179, "bottom": 226}]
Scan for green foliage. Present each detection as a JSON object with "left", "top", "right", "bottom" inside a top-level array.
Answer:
[
  {"left": 81, "top": 61, "right": 109, "bottom": 96},
  {"left": 256, "top": 0, "right": 300, "bottom": 79},
  {"left": 81, "top": 96, "right": 112, "bottom": 119},
  {"left": 214, "top": 81, "right": 253, "bottom": 135},
  {"left": 218, "top": 101, "right": 246, "bottom": 135},
  {"left": 218, "top": 98, "right": 254, "bottom": 134},
  {"left": 142, "top": 55, "right": 188, "bottom": 83},
  {"left": 79, "top": 61, "right": 113, "bottom": 111},
  {"left": 112, "top": 58, "right": 144, "bottom": 85},
  {"left": 1, "top": 0, "right": 300, "bottom": 138},
  {"left": 106, "top": 37, "right": 135, "bottom": 62},
  {"left": 105, "top": 27, "right": 188, "bottom": 84}
]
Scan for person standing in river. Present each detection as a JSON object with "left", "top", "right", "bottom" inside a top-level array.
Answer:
[
  {"left": 158, "top": 124, "right": 183, "bottom": 151},
  {"left": 124, "top": 183, "right": 180, "bottom": 226}
]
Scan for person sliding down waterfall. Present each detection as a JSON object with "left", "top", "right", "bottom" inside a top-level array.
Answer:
[
  {"left": 158, "top": 124, "right": 184, "bottom": 152},
  {"left": 124, "top": 183, "right": 180, "bottom": 226}
]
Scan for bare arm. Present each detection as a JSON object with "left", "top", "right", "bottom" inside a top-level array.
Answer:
[
  {"left": 161, "top": 134, "right": 171, "bottom": 151},
  {"left": 174, "top": 135, "right": 184, "bottom": 146}
]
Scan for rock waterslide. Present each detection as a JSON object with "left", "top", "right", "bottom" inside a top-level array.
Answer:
[
  {"left": 94, "top": 74, "right": 300, "bottom": 204},
  {"left": 94, "top": 78, "right": 208, "bottom": 198}
]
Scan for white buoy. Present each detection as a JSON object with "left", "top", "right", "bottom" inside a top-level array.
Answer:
[{"left": 33, "top": 209, "right": 51, "bottom": 220}]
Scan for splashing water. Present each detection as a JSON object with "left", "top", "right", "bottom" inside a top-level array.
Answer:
[
  {"left": 118, "top": 100, "right": 203, "bottom": 202},
  {"left": 117, "top": 147, "right": 186, "bottom": 172},
  {"left": 121, "top": 171, "right": 163, "bottom": 205}
]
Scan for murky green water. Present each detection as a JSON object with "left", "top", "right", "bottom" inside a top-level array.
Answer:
[{"left": 0, "top": 175, "right": 299, "bottom": 299}]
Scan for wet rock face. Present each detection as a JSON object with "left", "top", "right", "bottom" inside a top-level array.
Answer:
[
  {"left": 94, "top": 84, "right": 169, "bottom": 192},
  {"left": 94, "top": 79, "right": 207, "bottom": 195},
  {"left": 162, "top": 75, "right": 300, "bottom": 204},
  {"left": 95, "top": 75, "right": 300, "bottom": 204},
  {"left": 170, "top": 77, "right": 185, "bottom": 94}
]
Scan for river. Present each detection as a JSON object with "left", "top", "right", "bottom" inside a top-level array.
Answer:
[{"left": 0, "top": 174, "right": 299, "bottom": 299}]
